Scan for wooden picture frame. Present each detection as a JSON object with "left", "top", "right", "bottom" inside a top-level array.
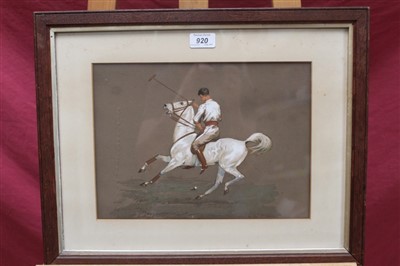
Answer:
[{"left": 34, "top": 8, "right": 369, "bottom": 265}]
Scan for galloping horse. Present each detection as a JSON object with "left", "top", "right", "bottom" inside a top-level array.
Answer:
[{"left": 138, "top": 100, "right": 272, "bottom": 199}]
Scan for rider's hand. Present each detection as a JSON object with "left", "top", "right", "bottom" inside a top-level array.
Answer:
[{"left": 195, "top": 128, "right": 204, "bottom": 135}]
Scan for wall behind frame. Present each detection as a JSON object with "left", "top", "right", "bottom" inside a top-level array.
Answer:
[{"left": 0, "top": 1, "right": 398, "bottom": 266}]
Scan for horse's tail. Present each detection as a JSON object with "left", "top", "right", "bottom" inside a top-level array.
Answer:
[{"left": 245, "top": 133, "right": 272, "bottom": 155}]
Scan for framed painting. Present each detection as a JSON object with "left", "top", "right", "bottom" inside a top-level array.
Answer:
[{"left": 34, "top": 8, "right": 369, "bottom": 265}]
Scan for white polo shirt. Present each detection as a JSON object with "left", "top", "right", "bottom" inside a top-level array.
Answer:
[{"left": 193, "top": 99, "right": 221, "bottom": 123}]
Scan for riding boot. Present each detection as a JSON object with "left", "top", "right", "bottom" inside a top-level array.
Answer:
[{"left": 195, "top": 149, "right": 208, "bottom": 174}]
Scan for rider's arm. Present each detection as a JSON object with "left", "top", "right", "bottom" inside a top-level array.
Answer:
[
  {"left": 193, "top": 104, "right": 205, "bottom": 123},
  {"left": 193, "top": 104, "right": 205, "bottom": 133}
]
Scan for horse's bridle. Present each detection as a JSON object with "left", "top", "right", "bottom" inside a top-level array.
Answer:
[{"left": 165, "top": 100, "right": 195, "bottom": 129}]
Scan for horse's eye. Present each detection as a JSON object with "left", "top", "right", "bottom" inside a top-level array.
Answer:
[{"left": 180, "top": 102, "right": 184, "bottom": 105}]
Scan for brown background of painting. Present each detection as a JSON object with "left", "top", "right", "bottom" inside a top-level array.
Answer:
[{"left": 93, "top": 63, "right": 311, "bottom": 219}]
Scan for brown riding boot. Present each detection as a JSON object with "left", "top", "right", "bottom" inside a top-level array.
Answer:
[{"left": 195, "top": 149, "right": 208, "bottom": 174}]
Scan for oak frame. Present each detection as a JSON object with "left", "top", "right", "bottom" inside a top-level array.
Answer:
[{"left": 34, "top": 8, "right": 369, "bottom": 265}]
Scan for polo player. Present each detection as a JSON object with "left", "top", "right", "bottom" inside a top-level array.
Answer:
[{"left": 192, "top": 88, "right": 221, "bottom": 174}]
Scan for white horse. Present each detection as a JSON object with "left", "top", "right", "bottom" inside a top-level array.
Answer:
[{"left": 138, "top": 100, "right": 272, "bottom": 199}]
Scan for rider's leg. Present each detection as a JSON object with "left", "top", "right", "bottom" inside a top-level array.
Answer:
[
  {"left": 192, "top": 133, "right": 208, "bottom": 173},
  {"left": 194, "top": 149, "right": 208, "bottom": 174},
  {"left": 192, "top": 126, "right": 219, "bottom": 174}
]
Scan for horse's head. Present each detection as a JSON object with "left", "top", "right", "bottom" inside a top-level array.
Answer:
[{"left": 164, "top": 100, "right": 194, "bottom": 115}]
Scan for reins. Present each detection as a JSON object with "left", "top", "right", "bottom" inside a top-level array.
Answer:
[
  {"left": 167, "top": 100, "right": 196, "bottom": 129},
  {"left": 172, "top": 131, "right": 197, "bottom": 146},
  {"left": 166, "top": 100, "right": 197, "bottom": 146}
]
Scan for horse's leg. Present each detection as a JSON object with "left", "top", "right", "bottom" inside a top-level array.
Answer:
[
  {"left": 140, "top": 157, "right": 183, "bottom": 186},
  {"left": 138, "top": 154, "right": 171, "bottom": 173},
  {"left": 195, "top": 166, "right": 225, "bottom": 199},
  {"left": 157, "top": 155, "right": 171, "bottom": 162},
  {"left": 223, "top": 167, "right": 245, "bottom": 194},
  {"left": 140, "top": 171, "right": 162, "bottom": 187}
]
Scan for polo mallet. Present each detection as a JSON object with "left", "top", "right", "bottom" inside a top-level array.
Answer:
[{"left": 148, "top": 74, "right": 189, "bottom": 101}]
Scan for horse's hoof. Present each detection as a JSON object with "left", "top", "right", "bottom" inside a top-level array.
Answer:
[
  {"left": 191, "top": 186, "right": 198, "bottom": 191},
  {"left": 195, "top": 195, "right": 204, "bottom": 200},
  {"left": 140, "top": 181, "right": 149, "bottom": 187},
  {"left": 138, "top": 167, "right": 145, "bottom": 173},
  {"left": 224, "top": 188, "right": 229, "bottom": 195}
]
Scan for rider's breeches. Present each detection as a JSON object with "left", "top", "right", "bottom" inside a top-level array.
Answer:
[{"left": 192, "top": 125, "right": 220, "bottom": 150}]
